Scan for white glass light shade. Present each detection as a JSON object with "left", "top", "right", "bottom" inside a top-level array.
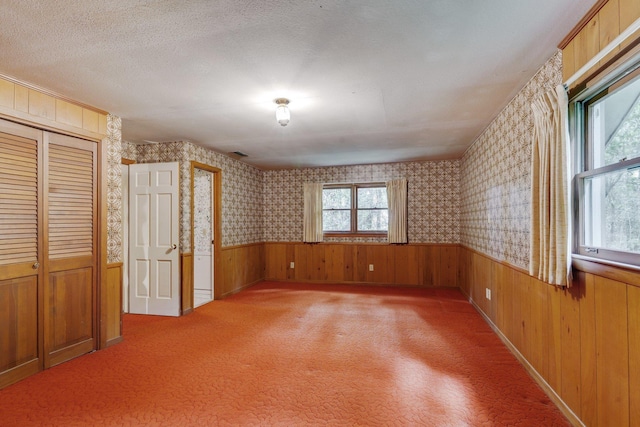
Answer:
[{"left": 275, "top": 104, "right": 290, "bottom": 126}]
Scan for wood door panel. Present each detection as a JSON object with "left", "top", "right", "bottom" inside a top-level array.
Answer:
[
  {"left": 44, "top": 132, "right": 97, "bottom": 369},
  {"left": 0, "top": 123, "right": 42, "bottom": 388},
  {"left": 49, "top": 256, "right": 94, "bottom": 273},
  {"left": 0, "top": 261, "right": 40, "bottom": 285},
  {"left": 45, "top": 267, "right": 93, "bottom": 367},
  {"left": 0, "top": 119, "right": 101, "bottom": 387},
  {"left": 0, "top": 276, "right": 39, "bottom": 388}
]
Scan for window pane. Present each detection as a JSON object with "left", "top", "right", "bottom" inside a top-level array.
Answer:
[
  {"left": 323, "top": 210, "right": 350, "bottom": 231},
  {"left": 323, "top": 188, "right": 351, "bottom": 209},
  {"left": 584, "top": 165, "right": 640, "bottom": 253},
  {"left": 357, "top": 209, "right": 388, "bottom": 231},
  {"left": 589, "top": 76, "right": 640, "bottom": 168},
  {"left": 357, "top": 187, "right": 388, "bottom": 209}
]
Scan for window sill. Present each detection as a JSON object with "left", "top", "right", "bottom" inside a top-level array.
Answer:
[
  {"left": 323, "top": 232, "right": 387, "bottom": 238},
  {"left": 572, "top": 254, "right": 640, "bottom": 287}
]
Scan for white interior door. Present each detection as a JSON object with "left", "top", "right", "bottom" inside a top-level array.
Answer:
[{"left": 129, "top": 162, "right": 180, "bottom": 316}]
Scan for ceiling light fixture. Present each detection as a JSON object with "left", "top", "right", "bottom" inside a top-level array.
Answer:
[{"left": 275, "top": 98, "right": 290, "bottom": 126}]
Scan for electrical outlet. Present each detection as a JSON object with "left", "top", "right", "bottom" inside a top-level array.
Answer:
[
  {"left": 369, "top": 264, "right": 374, "bottom": 272},
  {"left": 290, "top": 262, "right": 294, "bottom": 269},
  {"left": 485, "top": 288, "right": 491, "bottom": 300}
]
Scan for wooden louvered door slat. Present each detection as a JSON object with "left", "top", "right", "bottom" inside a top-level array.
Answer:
[
  {"left": 43, "top": 132, "right": 97, "bottom": 368},
  {"left": 0, "top": 120, "right": 43, "bottom": 389}
]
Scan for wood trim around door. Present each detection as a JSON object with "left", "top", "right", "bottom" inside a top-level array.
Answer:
[{"left": 189, "top": 162, "right": 222, "bottom": 309}]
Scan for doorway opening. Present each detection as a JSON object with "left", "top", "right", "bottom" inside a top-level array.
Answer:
[
  {"left": 121, "top": 159, "right": 135, "bottom": 314},
  {"left": 190, "top": 162, "right": 221, "bottom": 307}
]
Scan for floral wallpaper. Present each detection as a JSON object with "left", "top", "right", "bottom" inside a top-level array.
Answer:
[
  {"left": 112, "top": 52, "right": 561, "bottom": 261},
  {"left": 460, "top": 51, "right": 562, "bottom": 270},
  {"left": 263, "top": 160, "right": 460, "bottom": 244},
  {"left": 105, "top": 115, "right": 123, "bottom": 264},
  {"left": 185, "top": 143, "right": 264, "bottom": 249},
  {"left": 126, "top": 141, "right": 263, "bottom": 251},
  {"left": 116, "top": 141, "right": 459, "bottom": 257},
  {"left": 193, "top": 168, "right": 213, "bottom": 254},
  {"left": 121, "top": 140, "right": 137, "bottom": 161}
]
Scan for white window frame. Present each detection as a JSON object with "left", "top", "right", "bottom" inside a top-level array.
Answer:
[{"left": 571, "top": 57, "right": 640, "bottom": 267}]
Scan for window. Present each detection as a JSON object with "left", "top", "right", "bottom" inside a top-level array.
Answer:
[
  {"left": 573, "top": 61, "right": 640, "bottom": 266},
  {"left": 322, "top": 184, "right": 388, "bottom": 235}
]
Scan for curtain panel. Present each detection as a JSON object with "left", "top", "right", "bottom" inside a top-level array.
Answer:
[
  {"left": 529, "top": 84, "right": 571, "bottom": 287},
  {"left": 386, "top": 178, "right": 408, "bottom": 244},
  {"left": 303, "top": 183, "right": 323, "bottom": 243}
]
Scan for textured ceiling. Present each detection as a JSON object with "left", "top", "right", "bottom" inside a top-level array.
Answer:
[{"left": 0, "top": 1, "right": 595, "bottom": 169}]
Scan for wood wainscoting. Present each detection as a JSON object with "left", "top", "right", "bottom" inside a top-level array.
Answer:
[
  {"left": 180, "top": 253, "right": 193, "bottom": 315},
  {"left": 460, "top": 246, "right": 640, "bottom": 427},
  {"left": 103, "top": 263, "right": 123, "bottom": 347},
  {"left": 180, "top": 243, "right": 265, "bottom": 312},
  {"left": 265, "top": 242, "right": 458, "bottom": 287},
  {"left": 220, "top": 243, "right": 265, "bottom": 298}
]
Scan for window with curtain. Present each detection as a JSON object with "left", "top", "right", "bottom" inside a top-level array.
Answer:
[
  {"left": 322, "top": 184, "right": 388, "bottom": 235},
  {"left": 571, "top": 58, "right": 640, "bottom": 267}
]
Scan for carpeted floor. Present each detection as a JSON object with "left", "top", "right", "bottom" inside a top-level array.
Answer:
[{"left": 0, "top": 282, "right": 569, "bottom": 426}]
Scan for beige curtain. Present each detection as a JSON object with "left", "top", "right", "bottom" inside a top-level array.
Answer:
[
  {"left": 386, "top": 178, "right": 408, "bottom": 244},
  {"left": 529, "top": 84, "right": 571, "bottom": 287},
  {"left": 303, "top": 183, "right": 323, "bottom": 243}
]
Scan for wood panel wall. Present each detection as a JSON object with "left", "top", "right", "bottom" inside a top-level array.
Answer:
[
  {"left": 220, "top": 243, "right": 265, "bottom": 298},
  {"left": 180, "top": 253, "right": 193, "bottom": 315},
  {"left": 103, "top": 263, "right": 123, "bottom": 347},
  {"left": 0, "top": 75, "right": 107, "bottom": 141},
  {"left": 460, "top": 246, "right": 640, "bottom": 427},
  {"left": 180, "top": 244, "right": 263, "bottom": 311},
  {"left": 265, "top": 242, "right": 458, "bottom": 287},
  {"left": 561, "top": 0, "right": 640, "bottom": 84}
]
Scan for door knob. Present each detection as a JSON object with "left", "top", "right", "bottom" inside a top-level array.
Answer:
[
  {"left": 172, "top": 244, "right": 177, "bottom": 250},
  {"left": 32, "top": 261, "right": 39, "bottom": 269}
]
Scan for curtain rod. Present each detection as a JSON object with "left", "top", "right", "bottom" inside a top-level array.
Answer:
[{"left": 564, "top": 15, "right": 640, "bottom": 89}]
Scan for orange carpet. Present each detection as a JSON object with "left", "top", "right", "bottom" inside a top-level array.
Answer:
[{"left": 0, "top": 282, "right": 569, "bottom": 426}]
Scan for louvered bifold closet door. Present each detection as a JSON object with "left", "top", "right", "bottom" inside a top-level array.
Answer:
[
  {"left": 44, "top": 132, "right": 97, "bottom": 368},
  {"left": 0, "top": 120, "right": 43, "bottom": 389}
]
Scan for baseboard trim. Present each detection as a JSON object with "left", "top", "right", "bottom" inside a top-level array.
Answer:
[
  {"left": 221, "top": 278, "right": 263, "bottom": 299},
  {"left": 105, "top": 336, "right": 124, "bottom": 348},
  {"left": 464, "top": 293, "right": 585, "bottom": 427},
  {"left": 181, "top": 308, "right": 194, "bottom": 316},
  {"left": 263, "top": 278, "right": 457, "bottom": 289}
]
